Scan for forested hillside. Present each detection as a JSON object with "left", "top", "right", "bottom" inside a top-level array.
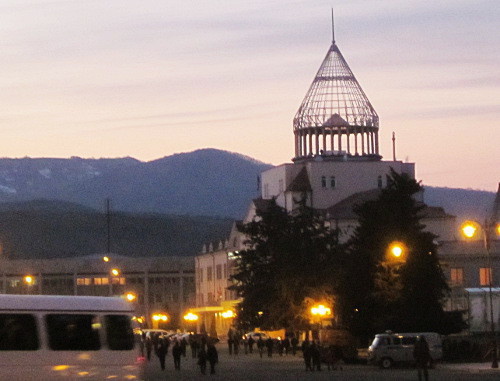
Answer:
[{"left": 0, "top": 200, "right": 232, "bottom": 259}]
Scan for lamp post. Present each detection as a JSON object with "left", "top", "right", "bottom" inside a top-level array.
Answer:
[{"left": 461, "top": 219, "right": 499, "bottom": 368}]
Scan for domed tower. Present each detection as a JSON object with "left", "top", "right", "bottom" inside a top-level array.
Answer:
[{"left": 293, "top": 25, "right": 380, "bottom": 161}]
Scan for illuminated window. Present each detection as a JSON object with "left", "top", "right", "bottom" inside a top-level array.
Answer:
[
  {"left": 450, "top": 268, "right": 464, "bottom": 286},
  {"left": 479, "top": 268, "right": 492, "bottom": 286},
  {"left": 94, "top": 277, "right": 109, "bottom": 285},
  {"left": 111, "top": 277, "right": 126, "bottom": 285},
  {"left": 77, "top": 278, "right": 92, "bottom": 286}
]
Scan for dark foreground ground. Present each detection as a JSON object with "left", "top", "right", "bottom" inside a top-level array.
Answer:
[{"left": 143, "top": 346, "right": 500, "bottom": 381}]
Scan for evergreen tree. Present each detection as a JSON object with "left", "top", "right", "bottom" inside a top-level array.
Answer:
[
  {"left": 230, "top": 199, "right": 341, "bottom": 331},
  {"left": 339, "top": 170, "right": 458, "bottom": 339}
]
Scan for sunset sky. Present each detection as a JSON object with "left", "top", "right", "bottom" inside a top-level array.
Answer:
[{"left": 1, "top": 0, "right": 498, "bottom": 191}]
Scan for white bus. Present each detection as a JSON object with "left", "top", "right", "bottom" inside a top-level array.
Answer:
[{"left": 0, "top": 294, "right": 143, "bottom": 380}]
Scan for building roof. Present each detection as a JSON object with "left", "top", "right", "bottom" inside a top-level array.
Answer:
[
  {"left": 326, "top": 188, "right": 455, "bottom": 220},
  {"left": 286, "top": 167, "right": 312, "bottom": 192},
  {"left": 0, "top": 253, "right": 194, "bottom": 274},
  {"left": 293, "top": 42, "right": 378, "bottom": 132}
]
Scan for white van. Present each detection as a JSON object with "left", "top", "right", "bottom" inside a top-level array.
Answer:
[
  {"left": 368, "top": 331, "right": 442, "bottom": 369},
  {"left": 0, "top": 294, "right": 143, "bottom": 380}
]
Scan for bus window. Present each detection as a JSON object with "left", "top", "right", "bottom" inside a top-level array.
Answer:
[
  {"left": 0, "top": 314, "right": 39, "bottom": 351},
  {"left": 105, "top": 315, "right": 134, "bottom": 350},
  {"left": 46, "top": 314, "right": 101, "bottom": 351}
]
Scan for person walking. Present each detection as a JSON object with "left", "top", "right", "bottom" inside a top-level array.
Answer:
[
  {"left": 207, "top": 342, "right": 219, "bottom": 375},
  {"left": 413, "top": 336, "right": 431, "bottom": 381},
  {"left": 311, "top": 341, "right": 322, "bottom": 371},
  {"left": 302, "top": 339, "right": 313, "bottom": 371},
  {"left": 227, "top": 328, "right": 234, "bottom": 355},
  {"left": 189, "top": 333, "right": 199, "bottom": 358},
  {"left": 233, "top": 334, "right": 240, "bottom": 355},
  {"left": 248, "top": 335, "right": 255, "bottom": 354},
  {"left": 172, "top": 339, "right": 182, "bottom": 370},
  {"left": 257, "top": 337, "right": 265, "bottom": 358},
  {"left": 291, "top": 336, "right": 299, "bottom": 356},
  {"left": 197, "top": 347, "right": 207, "bottom": 375},
  {"left": 156, "top": 335, "right": 168, "bottom": 371},
  {"left": 283, "top": 337, "right": 291, "bottom": 355},
  {"left": 145, "top": 333, "right": 153, "bottom": 361},
  {"left": 265, "top": 337, "right": 274, "bottom": 357}
]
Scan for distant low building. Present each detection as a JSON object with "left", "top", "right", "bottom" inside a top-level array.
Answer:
[{"left": 0, "top": 254, "right": 195, "bottom": 328}]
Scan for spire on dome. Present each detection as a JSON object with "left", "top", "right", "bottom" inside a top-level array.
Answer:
[{"left": 293, "top": 20, "right": 380, "bottom": 161}]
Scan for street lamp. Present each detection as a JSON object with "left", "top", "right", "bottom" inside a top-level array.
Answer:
[
  {"left": 461, "top": 219, "right": 499, "bottom": 368},
  {"left": 387, "top": 241, "right": 407, "bottom": 262}
]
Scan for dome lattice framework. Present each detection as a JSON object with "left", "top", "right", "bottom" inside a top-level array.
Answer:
[{"left": 293, "top": 38, "right": 380, "bottom": 161}]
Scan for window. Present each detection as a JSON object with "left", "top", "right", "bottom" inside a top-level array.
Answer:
[
  {"left": 450, "top": 268, "right": 464, "bottom": 286},
  {"left": 377, "top": 175, "right": 383, "bottom": 189},
  {"left": 46, "top": 314, "right": 100, "bottom": 350},
  {"left": 207, "top": 266, "right": 213, "bottom": 282},
  {"left": 216, "top": 264, "right": 222, "bottom": 280},
  {"left": 111, "top": 277, "right": 126, "bottom": 285},
  {"left": 401, "top": 337, "right": 416, "bottom": 345},
  {"left": 278, "top": 179, "right": 284, "bottom": 193},
  {"left": 0, "top": 314, "right": 39, "bottom": 350},
  {"left": 223, "top": 264, "right": 227, "bottom": 279},
  {"left": 263, "top": 183, "right": 269, "bottom": 198},
  {"left": 105, "top": 315, "right": 134, "bottom": 350},
  {"left": 321, "top": 176, "right": 326, "bottom": 188},
  {"left": 330, "top": 176, "right": 336, "bottom": 188},
  {"left": 198, "top": 269, "right": 203, "bottom": 283},
  {"left": 77, "top": 277, "right": 92, "bottom": 286},
  {"left": 94, "top": 277, "right": 109, "bottom": 285},
  {"left": 479, "top": 268, "right": 492, "bottom": 286}
]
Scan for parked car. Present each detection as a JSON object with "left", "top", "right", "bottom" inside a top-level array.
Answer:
[
  {"left": 243, "top": 332, "right": 270, "bottom": 341},
  {"left": 368, "top": 331, "right": 442, "bottom": 369}
]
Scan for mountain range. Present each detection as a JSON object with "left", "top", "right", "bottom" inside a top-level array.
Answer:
[
  {"left": 0, "top": 148, "right": 495, "bottom": 220},
  {"left": 0, "top": 148, "right": 495, "bottom": 259}
]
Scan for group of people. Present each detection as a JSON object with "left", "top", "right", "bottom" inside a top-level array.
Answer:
[
  {"left": 227, "top": 328, "right": 301, "bottom": 358},
  {"left": 140, "top": 331, "right": 219, "bottom": 375},
  {"left": 301, "top": 339, "right": 343, "bottom": 371}
]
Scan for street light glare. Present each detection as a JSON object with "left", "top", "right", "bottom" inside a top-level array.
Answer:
[
  {"left": 391, "top": 246, "right": 403, "bottom": 257},
  {"left": 461, "top": 222, "right": 478, "bottom": 238},
  {"left": 184, "top": 312, "right": 199, "bottom": 321},
  {"left": 311, "top": 304, "right": 331, "bottom": 316},
  {"left": 125, "top": 292, "right": 136, "bottom": 302},
  {"left": 388, "top": 241, "right": 406, "bottom": 259},
  {"left": 24, "top": 275, "right": 33, "bottom": 284}
]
